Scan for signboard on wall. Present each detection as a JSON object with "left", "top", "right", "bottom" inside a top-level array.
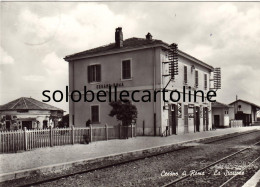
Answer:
[{"left": 188, "top": 104, "right": 194, "bottom": 108}]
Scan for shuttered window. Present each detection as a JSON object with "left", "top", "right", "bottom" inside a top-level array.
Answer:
[
  {"left": 195, "top": 70, "right": 198, "bottom": 87},
  {"left": 88, "top": 65, "right": 101, "bottom": 83},
  {"left": 184, "top": 66, "right": 187, "bottom": 84},
  {"left": 122, "top": 60, "right": 131, "bottom": 79},
  {"left": 204, "top": 74, "right": 207, "bottom": 89},
  {"left": 91, "top": 105, "right": 99, "bottom": 123}
]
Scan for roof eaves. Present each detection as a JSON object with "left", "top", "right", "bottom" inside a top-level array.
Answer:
[
  {"left": 229, "top": 99, "right": 260, "bottom": 109},
  {"left": 178, "top": 50, "right": 214, "bottom": 71},
  {"left": 64, "top": 43, "right": 168, "bottom": 61}
]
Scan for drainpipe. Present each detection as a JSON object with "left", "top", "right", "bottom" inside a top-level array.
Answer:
[{"left": 153, "top": 47, "right": 156, "bottom": 136}]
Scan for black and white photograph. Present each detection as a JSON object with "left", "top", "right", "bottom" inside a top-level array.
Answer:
[{"left": 0, "top": 1, "right": 260, "bottom": 186}]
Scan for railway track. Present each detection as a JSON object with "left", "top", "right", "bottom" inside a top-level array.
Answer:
[
  {"left": 4, "top": 129, "right": 260, "bottom": 187},
  {"left": 162, "top": 140, "right": 260, "bottom": 187}
]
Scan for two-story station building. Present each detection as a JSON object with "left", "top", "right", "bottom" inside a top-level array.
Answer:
[{"left": 64, "top": 28, "right": 215, "bottom": 136}]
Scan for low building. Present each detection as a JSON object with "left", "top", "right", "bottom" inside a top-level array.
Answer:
[
  {"left": 229, "top": 99, "right": 260, "bottom": 126},
  {"left": 212, "top": 101, "right": 234, "bottom": 128},
  {"left": 0, "top": 97, "right": 64, "bottom": 130},
  {"left": 64, "top": 27, "right": 216, "bottom": 136}
]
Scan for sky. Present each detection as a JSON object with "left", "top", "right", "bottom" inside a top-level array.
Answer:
[{"left": 1, "top": 2, "right": 260, "bottom": 113}]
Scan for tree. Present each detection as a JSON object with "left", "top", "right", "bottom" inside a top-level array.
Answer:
[{"left": 109, "top": 100, "right": 138, "bottom": 138}]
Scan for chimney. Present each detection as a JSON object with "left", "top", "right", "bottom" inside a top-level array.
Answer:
[
  {"left": 115, "top": 27, "right": 123, "bottom": 48},
  {"left": 146, "top": 32, "right": 152, "bottom": 40}
]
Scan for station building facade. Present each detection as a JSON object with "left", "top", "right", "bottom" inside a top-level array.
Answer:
[{"left": 64, "top": 28, "right": 215, "bottom": 136}]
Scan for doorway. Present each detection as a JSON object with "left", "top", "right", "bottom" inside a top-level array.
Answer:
[
  {"left": 194, "top": 106, "right": 200, "bottom": 132},
  {"left": 22, "top": 121, "right": 32, "bottom": 129},
  {"left": 43, "top": 120, "right": 48, "bottom": 129},
  {"left": 184, "top": 105, "right": 188, "bottom": 133},
  {"left": 168, "top": 104, "right": 178, "bottom": 135},
  {"left": 214, "top": 115, "right": 220, "bottom": 128},
  {"left": 6, "top": 121, "right": 11, "bottom": 131}
]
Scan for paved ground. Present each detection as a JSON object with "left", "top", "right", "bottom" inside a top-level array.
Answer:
[{"left": 0, "top": 126, "right": 259, "bottom": 175}]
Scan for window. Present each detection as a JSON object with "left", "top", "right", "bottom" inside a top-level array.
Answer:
[
  {"left": 195, "top": 70, "right": 198, "bottom": 87},
  {"left": 184, "top": 66, "right": 187, "bottom": 84},
  {"left": 122, "top": 60, "right": 131, "bottom": 80},
  {"left": 225, "top": 110, "right": 229, "bottom": 114},
  {"left": 204, "top": 74, "right": 207, "bottom": 89},
  {"left": 91, "top": 105, "right": 99, "bottom": 123},
  {"left": 88, "top": 64, "right": 101, "bottom": 83}
]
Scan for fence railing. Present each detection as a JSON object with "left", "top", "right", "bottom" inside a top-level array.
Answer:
[
  {"left": 230, "top": 120, "right": 243, "bottom": 127},
  {"left": 0, "top": 124, "right": 136, "bottom": 154}
]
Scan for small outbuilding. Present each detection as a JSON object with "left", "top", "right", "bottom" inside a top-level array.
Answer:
[
  {"left": 211, "top": 101, "right": 234, "bottom": 128},
  {"left": 0, "top": 97, "right": 64, "bottom": 130}
]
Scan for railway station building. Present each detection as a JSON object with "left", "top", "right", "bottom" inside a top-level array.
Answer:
[
  {"left": 229, "top": 99, "right": 260, "bottom": 126},
  {"left": 64, "top": 27, "right": 215, "bottom": 136}
]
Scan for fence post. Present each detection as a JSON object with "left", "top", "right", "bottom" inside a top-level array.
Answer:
[
  {"left": 143, "top": 120, "right": 145, "bottom": 136},
  {"left": 0, "top": 132, "right": 1, "bottom": 153},
  {"left": 71, "top": 126, "right": 74, "bottom": 144},
  {"left": 23, "top": 127, "right": 27, "bottom": 151},
  {"left": 131, "top": 123, "right": 133, "bottom": 138},
  {"left": 118, "top": 123, "right": 121, "bottom": 139},
  {"left": 89, "top": 124, "right": 92, "bottom": 142},
  {"left": 105, "top": 123, "right": 108, "bottom": 141},
  {"left": 49, "top": 126, "right": 53, "bottom": 147}
]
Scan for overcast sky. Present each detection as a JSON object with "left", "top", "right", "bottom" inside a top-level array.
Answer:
[{"left": 1, "top": 2, "right": 260, "bottom": 113}]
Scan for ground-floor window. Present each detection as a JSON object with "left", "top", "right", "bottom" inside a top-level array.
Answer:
[{"left": 91, "top": 105, "right": 100, "bottom": 123}]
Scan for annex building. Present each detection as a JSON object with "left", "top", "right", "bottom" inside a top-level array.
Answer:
[
  {"left": 0, "top": 97, "right": 64, "bottom": 130},
  {"left": 229, "top": 99, "right": 260, "bottom": 126},
  {"left": 64, "top": 27, "right": 216, "bottom": 136}
]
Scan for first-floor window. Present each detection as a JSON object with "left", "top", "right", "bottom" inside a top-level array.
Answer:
[
  {"left": 122, "top": 59, "right": 131, "bottom": 80},
  {"left": 88, "top": 64, "right": 101, "bottom": 83},
  {"left": 204, "top": 74, "right": 207, "bottom": 89},
  {"left": 195, "top": 70, "right": 198, "bottom": 87},
  {"left": 184, "top": 66, "right": 188, "bottom": 84},
  {"left": 91, "top": 105, "right": 99, "bottom": 123}
]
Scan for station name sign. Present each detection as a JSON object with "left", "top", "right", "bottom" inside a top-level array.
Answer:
[{"left": 96, "top": 82, "right": 124, "bottom": 89}]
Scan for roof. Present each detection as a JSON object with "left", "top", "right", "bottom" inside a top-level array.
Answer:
[
  {"left": 229, "top": 99, "right": 260, "bottom": 109},
  {"left": 0, "top": 97, "right": 64, "bottom": 111},
  {"left": 64, "top": 37, "right": 214, "bottom": 71},
  {"left": 65, "top": 37, "right": 167, "bottom": 59},
  {"left": 212, "top": 101, "right": 233, "bottom": 108}
]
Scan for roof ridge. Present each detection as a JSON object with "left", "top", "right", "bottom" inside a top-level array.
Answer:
[
  {"left": 229, "top": 99, "right": 260, "bottom": 109},
  {"left": 22, "top": 97, "right": 28, "bottom": 109},
  {"left": 30, "top": 97, "right": 64, "bottom": 111},
  {"left": 25, "top": 97, "right": 43, "bottom": 109},
  {"left": 11, "top": 98, "right": 22, "bottom": 109}
]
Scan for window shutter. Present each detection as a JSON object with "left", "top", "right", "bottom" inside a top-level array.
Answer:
[
  {"left": 195, "top": 71, "right": 198, "bottom": 87},
  {"left": 184, "top": 66, "right": 187, "bottom": 83},
  {"left": 122, "top": 61, "right": 126, "bottom": 79},
  {"left": 88, "top": 66, "right": 91, "bottom": 83},
  {"left": 127, "top": 60, "right": 131, "bottom": 78},
  {"left": 96, "top": 65, "right": 101, "bottom": 82},
  {"left": 204, "top": 74, "right": 207, "bottom": 89}
]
